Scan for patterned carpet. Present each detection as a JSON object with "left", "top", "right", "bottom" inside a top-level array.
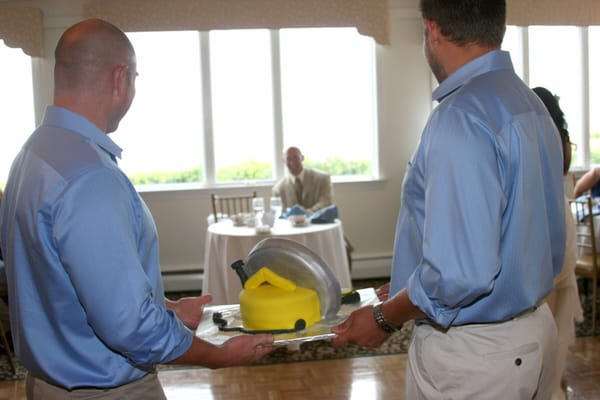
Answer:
[{"left": 0, "top": 278, "right": 597, "bottom": 382}]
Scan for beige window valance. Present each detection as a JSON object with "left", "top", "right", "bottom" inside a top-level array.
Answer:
[
  {"left": 83, "top": 0, "right": 390, "bottom": 45},
  {"left": 0, "top": 5, "right": 43, "bottom": 57},
  {"left": 507, "top": 0, "right": 600, "bottom": 26},
  {"left": 5, "top": 0, "right": 600, "bottom": 58}
]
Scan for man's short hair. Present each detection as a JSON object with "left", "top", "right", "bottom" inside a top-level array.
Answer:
[{"left": 419, "top": 0, "right": 506, "bottom": 48}]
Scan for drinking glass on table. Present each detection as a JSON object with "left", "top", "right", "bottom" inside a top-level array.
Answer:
[
  {"left": 270, "top": 196, "right": 282, "bottom": 218},
  {"left": 252, "top": 197, "right": 265, "bottom": 227},
  {"left": 252, "top": 197, "right": 265, "bottom": 214}
]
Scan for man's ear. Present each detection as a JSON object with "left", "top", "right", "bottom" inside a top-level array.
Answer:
[
  {"left": 424, "top": 19, "right": 441, "bottom": 45},
  {"left": 111, "top": 64, "right": 129, "bottom": 97}
]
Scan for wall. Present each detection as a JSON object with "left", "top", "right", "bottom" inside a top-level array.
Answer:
[{"left": 7, "top": 0, "right": 432, "bottom": 290}]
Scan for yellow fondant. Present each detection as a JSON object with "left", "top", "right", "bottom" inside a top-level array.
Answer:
[
  {"left": 244, "top": 267, "right": 296, "bottom": 291},
  {"left": 239, "top": 267, "right": 321, "bottom": 331}
]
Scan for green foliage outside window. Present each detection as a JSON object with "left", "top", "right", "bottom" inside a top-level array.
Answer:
[
  {"left": 127, "top": 158, "right": 371, "bottom": 185},
  {"left": 217, "top": 161, "right": 271, "bottom": 181},
  {"left": 128, "top": 168, "right": 204, "bottom": 185},
  {"left": 305, "top": 158, "right": 371, "bottom": 176},
  {"left": 590, "top": 131, "right": 600, "bottom": 164}
]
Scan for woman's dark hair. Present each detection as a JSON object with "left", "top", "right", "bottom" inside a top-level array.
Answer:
[
  {"left": 419, "top": 0, "right": 506, "bottom": 48},
  {"left": 533, "top": 86, "right": 571, "bottom": 174}
]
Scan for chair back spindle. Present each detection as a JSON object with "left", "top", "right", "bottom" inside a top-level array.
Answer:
[
  {"left": 570, "top": 195, "right": 599, "bottom": 333},
  {"left": 211, "top": 191, "right": 257, "bottom": 223}
]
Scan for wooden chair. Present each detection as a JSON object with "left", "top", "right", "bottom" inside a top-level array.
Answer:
[
  {"left": 344, "top": 236, "right": 354, "bottom": 272},
  {"left": 570, "top": 195, "right": 600, "bottom": 333},
  {"left": 0, "top": 283, "right": 16, "bottom": 375},
  {"left": 211, "top": 191, "right": 257, "bottom": 223}
]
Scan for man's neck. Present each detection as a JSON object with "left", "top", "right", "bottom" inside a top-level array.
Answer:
[
  {"left": 294, "top": 169, "right": 305, "bottom": 181},
  {"left": 443, "top": 43, "right": 499, "bottom": 79},
  {"left": 54, "top": 93, "right": 109, "bottom": 133}
]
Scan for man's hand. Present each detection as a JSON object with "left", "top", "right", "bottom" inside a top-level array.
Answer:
[
  {"left": 331, "top": 305, "right": 390, "bottom": 348},
  {"left": 166, "top": 294, "right": 213, "bottom": 329},
  {"left": 171, "top": 333, "right": 275, "bottom": 368},
  {"left": 376, "top": 282, "right": 390, "bottom": 301},
  {"left": 217, "top": 334, "right": 276, "bottom": 367},
  {"left": 332, "top": 290, "right": 424, "bottom": 348}
]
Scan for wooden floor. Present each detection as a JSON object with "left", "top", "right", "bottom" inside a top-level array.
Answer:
[{"left": 0, "top": 335, "right": 598, "bottom": 399}]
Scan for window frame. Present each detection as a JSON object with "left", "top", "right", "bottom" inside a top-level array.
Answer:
[
  {"left": 122, "top": 28, "right": 380, "bottom": 191},
  {"left": 505, "top": 25, "right": 592, "bottom": 171}
]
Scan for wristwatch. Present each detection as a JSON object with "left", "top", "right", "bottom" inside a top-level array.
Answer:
[{"left": 372, "top": 302, "right": 397, "bottom": 334}]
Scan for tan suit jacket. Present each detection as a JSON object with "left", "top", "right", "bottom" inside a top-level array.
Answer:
[{"left": 272, "top": 168, "right": 333, "bottom": 213}]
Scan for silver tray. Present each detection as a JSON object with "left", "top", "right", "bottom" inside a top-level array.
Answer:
[{"left": 242, "top": 237, "right": 342, "bottom": 321}]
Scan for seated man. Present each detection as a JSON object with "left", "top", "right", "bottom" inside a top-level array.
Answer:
[{"left": 273, "top": 147, "right": 333, "bottom": 213}]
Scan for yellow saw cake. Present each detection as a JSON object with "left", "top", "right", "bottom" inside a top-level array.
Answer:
[{"left": 239, "top": 267, "right": 321, "bottom": 331}]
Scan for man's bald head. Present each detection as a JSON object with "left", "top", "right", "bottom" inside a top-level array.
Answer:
[
  {"left": 54, "top": 18, "right": 135, "bottom": 92},
  {"left": 284, "top": 146, "right": 304, "bottom": 176},
  {"left": 53, "top": 19, "right": 137, "bottom": 133}
]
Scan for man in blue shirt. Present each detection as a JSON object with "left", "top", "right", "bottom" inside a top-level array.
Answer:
[
  {"left": 333, "top": 1, "right": 565, "bottom": 398},
  {"left": 0, "top": 19, "right": 273, "bottom": 399}
]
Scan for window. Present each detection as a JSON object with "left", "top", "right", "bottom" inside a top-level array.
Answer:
[
  {"left": 0, "top": 40, "right": 35, "bottom": 187},
  {"left": 114, "top": 28, "right": 377, "bottom": 187},
  {"left": 503, "top": 25, "right": 597, "bottom": 169},
  {"left": 280, "top": 28, "right": 377, "bottom": 179},
  {"left": 528, "top": 26, "right": 583, "bottom": 167},
  {"left": 111, "top": 31, "right": 205, "bottom": 184},
  {"left": 210, "top": 29, "right": 274, "bottom": 183},
  {"left": 589, "top": 27, "right": 600, "bottom": 164}
]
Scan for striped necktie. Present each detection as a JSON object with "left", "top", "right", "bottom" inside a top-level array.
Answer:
[{"left": 294, "top": 177, "right": 303, "bottom": 203}]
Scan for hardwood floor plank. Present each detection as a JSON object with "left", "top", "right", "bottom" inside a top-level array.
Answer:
[
  {"left": 159, "top": 355, "right": 406, "bottom": 400},
  {"left": 0, "top": 336, "right": 598, "bottom": 400}
]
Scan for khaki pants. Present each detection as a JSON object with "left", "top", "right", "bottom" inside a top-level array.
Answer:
[
  {"left": 407, "top": 303, "right": 557, "bottom": 399},
  {"left": 26, "top": 370, "right": 166, "bottom": 400}
]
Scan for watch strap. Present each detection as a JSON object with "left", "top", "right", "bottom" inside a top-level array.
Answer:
[{"left": 372, "top": 302, "right": 396, "bottom": 334}]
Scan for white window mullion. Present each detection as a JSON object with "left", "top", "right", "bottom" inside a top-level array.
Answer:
[
  {"left": 581, "top": 27, "right": 591, "bottom": 167},
  {"left": 522, "top": 27, "right": 529, "bottom": 85},
  {"left": 270, "top": 30, "right": 285, "bottom": 180},
  {"left": 200, "top": 31, "right": 216, "bottom": 184}
]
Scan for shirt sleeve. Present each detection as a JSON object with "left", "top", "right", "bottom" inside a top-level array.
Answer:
[
  {"left": 52, "top": 168, "right": 192, "bottom": 365},
  {"left": 407, "top": 107, "right": 505, "bottom": 327}
]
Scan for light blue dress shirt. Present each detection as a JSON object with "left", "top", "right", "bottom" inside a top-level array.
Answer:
[
  {"left": 389, "top": 50, "right": 566, "bottom": 328},
  {"left": 0, "top": 106, "right": 193, "bottom": 388}
]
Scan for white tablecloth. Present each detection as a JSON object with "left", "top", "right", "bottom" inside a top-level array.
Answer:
[{"left": 202, "top": 219, "right": 352, "bottom": 305}]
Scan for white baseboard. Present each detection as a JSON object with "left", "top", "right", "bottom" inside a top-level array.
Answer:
[
  {"left": 162, "top": 271, "right": 203, "bottom": 292},
  {"left": 350, "top": 253, "right": 392, "bottom": 280}
]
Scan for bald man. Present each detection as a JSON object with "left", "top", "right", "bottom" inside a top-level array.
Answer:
[
  {"left": 272, "top": 146, "right": 333, "bottom": 213},
  {"left": 0, "top": 19, "right": 272, "bottom": 399}
]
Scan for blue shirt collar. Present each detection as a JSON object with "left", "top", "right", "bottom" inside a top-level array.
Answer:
[
  {"left": 432, "top": 50, "right": 514, "bottom": 103},
  {"left": 42, "top": 106, "right": 123, "bottom": 160}
]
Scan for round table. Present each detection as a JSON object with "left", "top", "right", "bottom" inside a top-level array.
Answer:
[{"left": 202, "top": 218, "right": 352, "bottom": 305}]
